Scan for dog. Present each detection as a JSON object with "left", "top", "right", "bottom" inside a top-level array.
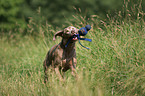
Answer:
[{"left": 43, "top": 26, "right": 79, "bottom": 82}]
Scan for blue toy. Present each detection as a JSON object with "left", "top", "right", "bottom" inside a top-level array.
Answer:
[
  {"left": 78, "top": 25, "right": 91, "bottom": 36},
  {"left": 65, "top": 25, "right": 92, "bottom": 49}
]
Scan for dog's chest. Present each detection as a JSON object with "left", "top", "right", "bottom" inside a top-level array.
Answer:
[
  {"left": 62, "top": 49, "right": 75, "bottom": 60},
  {"left": 61, "top": 50, "right": 76, "bottom": 65}
]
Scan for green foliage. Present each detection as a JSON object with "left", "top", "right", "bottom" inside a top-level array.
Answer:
[
  {"left": 0, "top": 0, "right": 145, "bottom": 95},
  {"left": 0, "top": 0, "right": 26, "bottom": 30},
  {"left": 1, "top": 0, "right": 145, "bottom": 31},
  {"left": 0, "top": 14, "right": 145, "bottom": 95}
]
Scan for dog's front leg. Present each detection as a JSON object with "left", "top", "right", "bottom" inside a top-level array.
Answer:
[
  {"left": 70, "top": 57, "right": 78, "bottom": 79},
  {"left": 54, "top": 67, "right": 64, "bottom": 81},
  {"left": 43, "top": 61, "right": 49, "bottom": 83}
]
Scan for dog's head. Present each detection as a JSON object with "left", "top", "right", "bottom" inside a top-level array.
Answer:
[{"left": 53, "top": 26, "right": 79, "bottom": 41}]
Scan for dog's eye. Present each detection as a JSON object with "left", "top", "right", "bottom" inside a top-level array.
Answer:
[
  {"left": 66, "top": 30, "right": 70, "bottom": 34},
  {"left": 64, "top": 29, "right": 69, "bottom": 33},
  {"left": 65, "top": 30, "right": 71, "bottom": 35}
]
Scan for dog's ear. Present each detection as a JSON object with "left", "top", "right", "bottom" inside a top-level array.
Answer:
[{"left": 53, "top": 30, "right": 63, "bottom": 40}]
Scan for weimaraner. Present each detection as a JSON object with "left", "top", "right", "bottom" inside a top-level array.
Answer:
[{"left": 43, "top": 26, "right": 79, "bottom": 82}]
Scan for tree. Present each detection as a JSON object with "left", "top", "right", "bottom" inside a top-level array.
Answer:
[{"left": 0, "top": 0, "right": 25, "bottom": 31}]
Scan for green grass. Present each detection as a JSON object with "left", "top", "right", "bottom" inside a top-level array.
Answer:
[{"left": 0, "top": 19, "right": 145, "bottom": 96}]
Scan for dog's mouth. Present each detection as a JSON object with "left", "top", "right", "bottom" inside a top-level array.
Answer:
[
  {"left": 69, "top": 35, "right": 78, "bottom": 43},
  {"left": 72, "top": 36, "right": 78, "bottom": 41}
]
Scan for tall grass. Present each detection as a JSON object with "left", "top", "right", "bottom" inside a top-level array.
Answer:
[{"left": 0, "top": 1, "right": 145, "bottom": 96}]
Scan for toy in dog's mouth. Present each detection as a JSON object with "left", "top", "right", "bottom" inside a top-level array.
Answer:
[
  {"left": 65, "top": 33, "right": 92, "bottom": 49},
  {"left": 65, "top": 25, "right": 92, "bottom": 49}
]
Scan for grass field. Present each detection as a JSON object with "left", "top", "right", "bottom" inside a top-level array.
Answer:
[{"left": 0, "top": 18, "right": 145, "bottom": 96}]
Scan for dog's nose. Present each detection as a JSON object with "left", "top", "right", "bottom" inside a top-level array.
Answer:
[{"left": 71, "top": 29, "right": 75, "bottom": 34}]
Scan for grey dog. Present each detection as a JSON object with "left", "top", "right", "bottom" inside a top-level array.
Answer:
[{"left": 43, "top": 26, "right": 79, "bottom": 82}]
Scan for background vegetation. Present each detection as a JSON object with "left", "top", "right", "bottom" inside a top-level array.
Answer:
[
  {"left": 1, "top": 0, "right": 145, "bottom": 30},
  {"left": 0, "top": 0, "right": 145, "bottom": 96}
]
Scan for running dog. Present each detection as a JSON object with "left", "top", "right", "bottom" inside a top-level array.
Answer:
[{"left": 43, "top": 26, "right": 78, "bottom": 82}]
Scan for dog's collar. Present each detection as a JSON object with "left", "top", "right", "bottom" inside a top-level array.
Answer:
[{"left": 65, "top": 34, "right": 92, "bottom": 49}]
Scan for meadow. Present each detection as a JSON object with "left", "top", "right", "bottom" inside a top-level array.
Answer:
[{"left": 0, "top": 15, "right": 145, "bottom": 96}]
